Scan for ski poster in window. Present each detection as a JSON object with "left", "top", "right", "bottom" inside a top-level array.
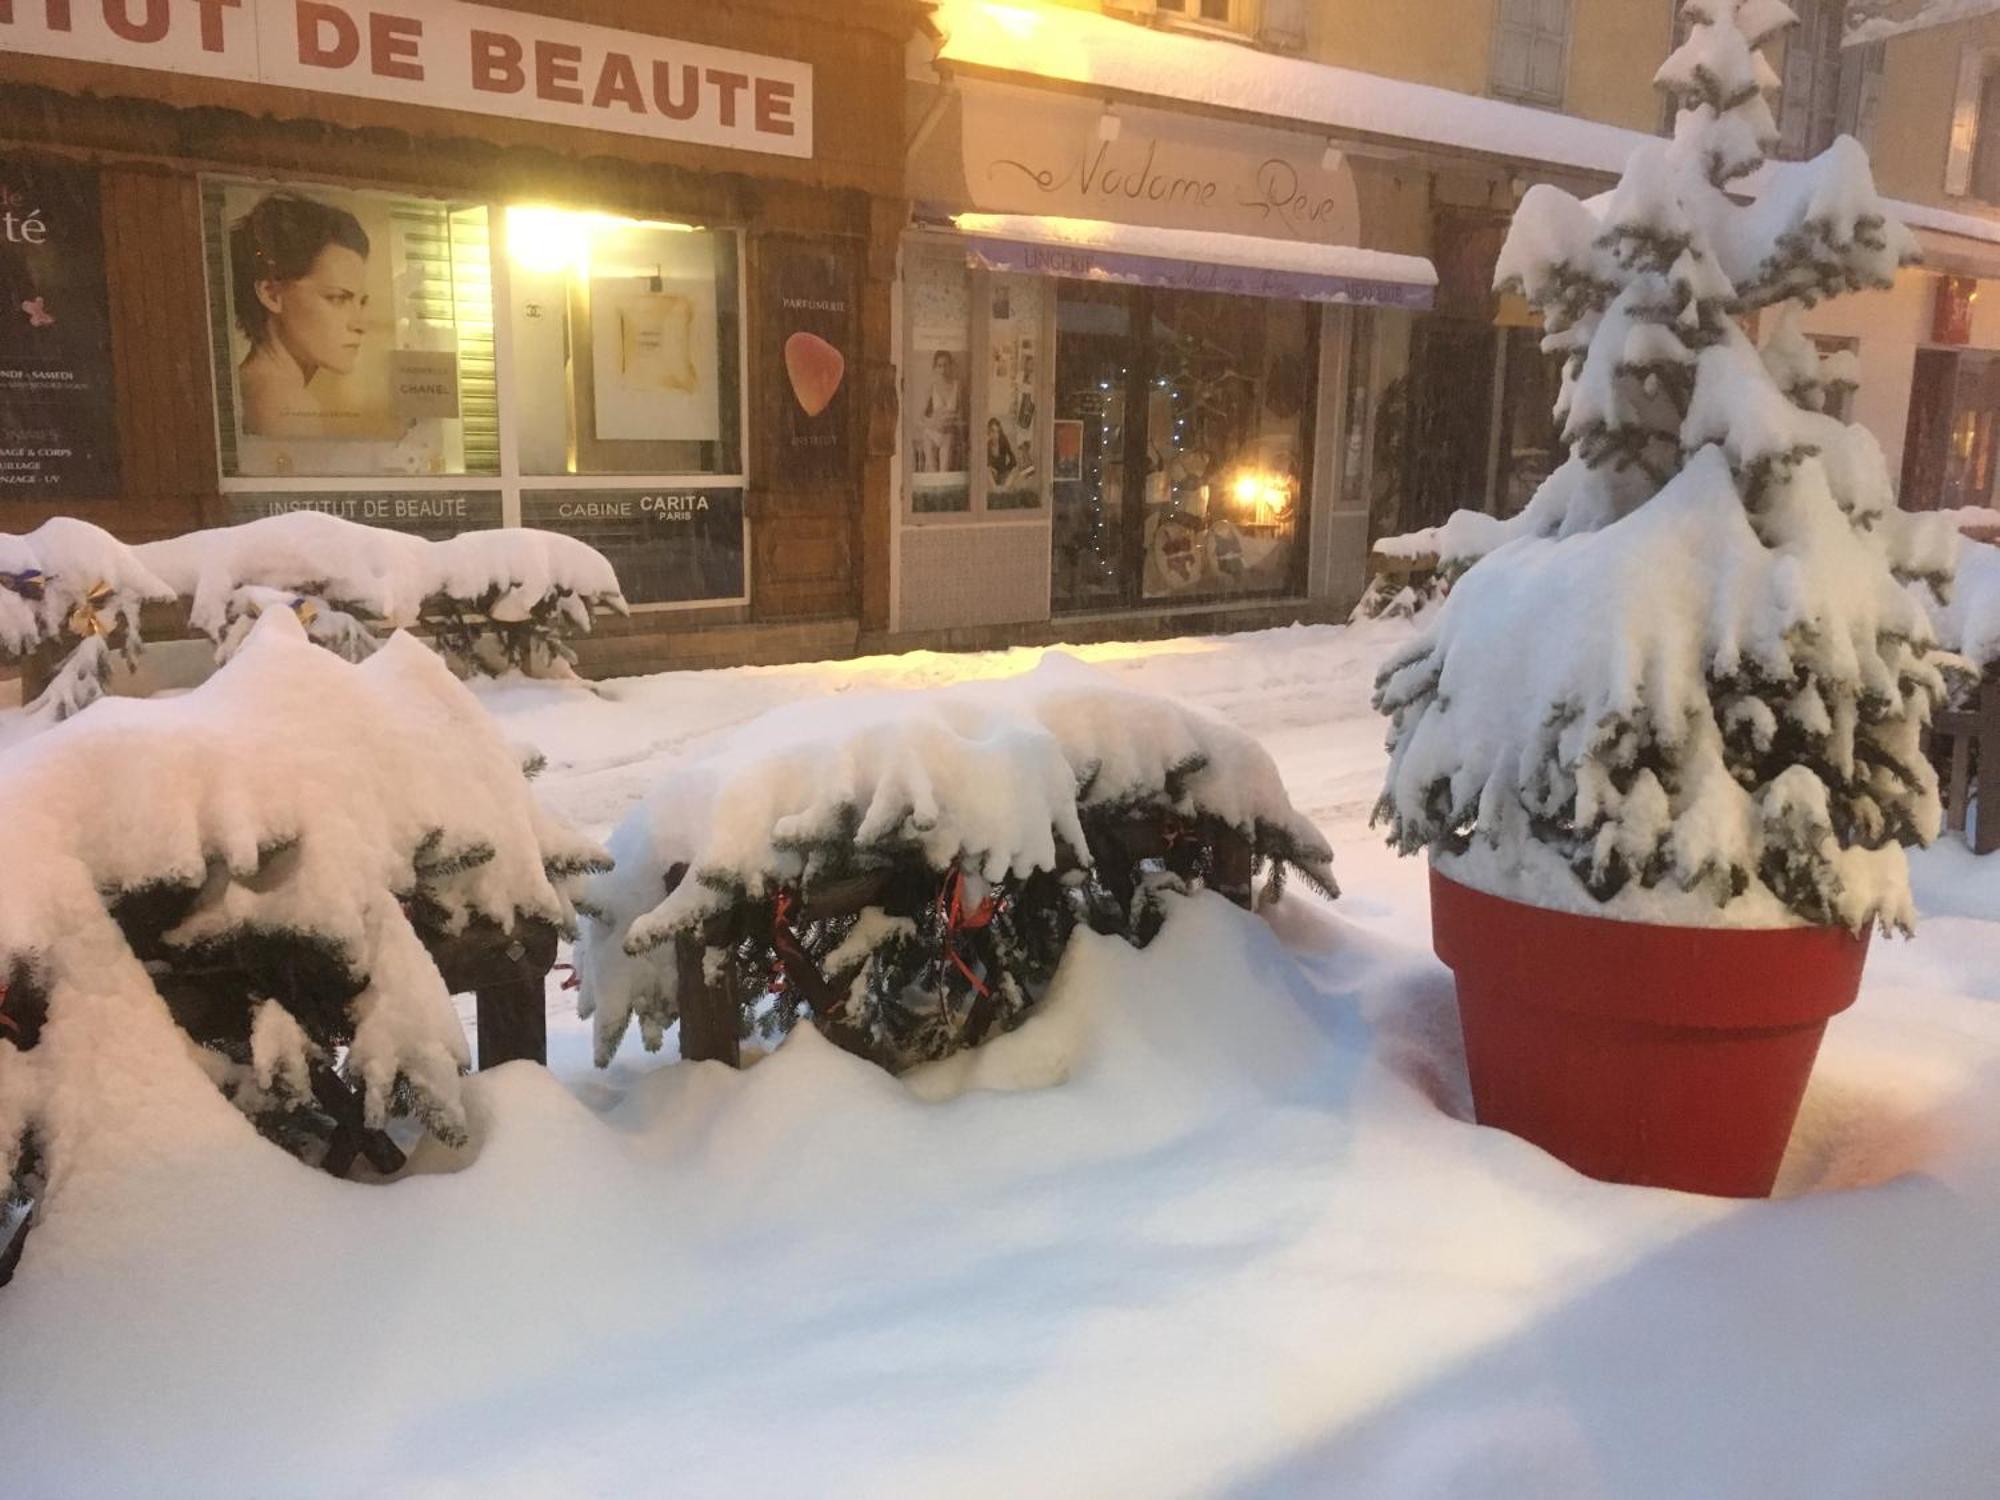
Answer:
[
  {"left": 906, "top": 241, "right": 970, "bottom": 513},
  {"left": 0, "top": 154, "right": 118, "bottom": 496},
  {"left": 207, "top": 179, "right": 491, "bottom": 479},
  {"left": 984, "top": 275, "right": 1043, "bottom": 510},
  {"left": 769, "top": 242, "right": 853, "bottom": 484}
]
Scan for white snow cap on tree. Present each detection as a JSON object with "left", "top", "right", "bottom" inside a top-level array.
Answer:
[
  {"left": 0, "top": 518, "right": 177, "bottom": 720},
  {"left": 578, "top": 655, "right": 1333, "bottom": 1066},
  {"left": 136, "top": 511, "right": 627, "bottom": 644},
  {"left": 0, "top": 610, "right": 607, "bottom": 1201},
  {"left": 1375, "top": 0, "right": 1949, "bottom": 932}
]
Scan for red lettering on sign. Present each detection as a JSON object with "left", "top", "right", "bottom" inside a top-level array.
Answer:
[
  {"left": 3, "top": 0, "right": 75, "bottom": 28},
  {"left": 469, "top": 28, "right": 522, "bottom": 93},
  {"left": 295, "top": 0, "right": 358, "bottom": 69},
  {"left": 369, "top": 11, "right": 420, "bottom": 80},
  {"left": 103, "top": 0, "right": 166, "bottom": 42},
  {"left": 651, "top": 60, "right": 697, "bottom": 120},
  {"left": 534, "top": 38, "right": 582, "bottom": 103},
  {"left": 754, "top": 77, "right": 794, "bottom": 136},
  {"left": 592, "top": 49, "right": 642, "bottom": 112},
  {"left": 706, "top": 67, "right": 747, "bottom": 128},
  {"left": 193, "top": 0, "right": 239, "bottom": 52}
]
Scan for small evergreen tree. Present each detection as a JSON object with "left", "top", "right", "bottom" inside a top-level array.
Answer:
[
  {"left": 0, "top": 611, "right": 607, "bottom": 1227},
  {"left": 1374, "top": 0, "right": 1950, "bottom": 932}
]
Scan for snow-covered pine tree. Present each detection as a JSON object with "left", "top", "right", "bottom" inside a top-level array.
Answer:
[
  {"left": 136, "top": 511, "right": 629, "bottom": 680},
  {"left": 0, "top": 611, "right": 608, "bottom": 1218},
  {"left": 0, "top": 518, "right": 176, "bottom": 720},
  {"left": 580, "top": 657, "right": 1334, "bottom": 1073},
  {"left": 1374, "top": 0, "right": 1950, "bottom": 932}
]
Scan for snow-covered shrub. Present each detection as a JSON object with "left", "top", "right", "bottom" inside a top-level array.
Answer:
[
  {"left": 0, "top": 610, "right": 607, "bottom": 1209},
  {"left": 137, "top": 511, "right": 628, "bottom": 678},
  {"left": 579, "top": 656, "right": 1333, "bottom": 1073},
  {"left": 1374, "top": 0, "right": 1951, "bottom": 933},
  {"left": 0, "top": 517, "right": 176, "bottom": 720}
]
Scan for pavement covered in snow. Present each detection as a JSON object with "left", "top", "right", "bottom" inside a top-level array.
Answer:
[{"left": 5, "top": 618, "right": 2000, "bottom": 1497}]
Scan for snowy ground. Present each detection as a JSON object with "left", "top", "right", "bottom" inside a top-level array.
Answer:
[{"left": 6, "top": 618, "right": 2000, "bottom": 1497}]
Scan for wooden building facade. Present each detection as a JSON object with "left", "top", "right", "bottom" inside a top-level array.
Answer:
[{"left": 0, "top": 0, "right": 919, "bottom": 673}]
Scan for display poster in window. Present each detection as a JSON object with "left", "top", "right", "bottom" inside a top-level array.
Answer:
[
  {"left": 522, "top": 486, "right": 744, "bottom": 607},
  {"left": 769, "top": 243, "right": 853, "bottom": 484},
  {"left": 906, "top": 244, "right": 971, "bottom": 514},
  {"left": 984, "top": 275, "right": 1044, "bottom": 510},
  {"left": 223, "top": 489, "right": 503, "bottom": 541},
  {"left": 586, "top": 231, "right": 720, "bottom": 443},
  {"left": 0, "top": 155, "right": 118, "bottom": 496},
  {"left": 210, "top": 180, "right": 489, "bottom": 478}
]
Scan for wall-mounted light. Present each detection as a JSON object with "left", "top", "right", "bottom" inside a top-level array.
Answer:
[
  {"left": 1097, "top": 107, "right": 1123, "bottom": 143},
  {"left": 1321, "top": 141, "right": 1345, "bottom": 173}
]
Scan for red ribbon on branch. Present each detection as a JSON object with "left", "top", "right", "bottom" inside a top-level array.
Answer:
[
  {"left": 0, "top": 980, "right": 17, "bottom": 1039},
  {"left": 938, "top": 864, "right": 997, "bottom": 1001}
]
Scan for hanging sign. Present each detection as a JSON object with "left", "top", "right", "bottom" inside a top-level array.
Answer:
[
  {"left": 0, "top": 0, "right": 812, "bottom": 159},
  {"left": 0, "top": 154, "right": 119, "bottom": 497},
  {"left": 768, "top": 243, "right": 854, "bottom": 484}
]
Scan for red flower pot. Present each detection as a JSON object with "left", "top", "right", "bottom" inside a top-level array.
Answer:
[{"left": 1429, "top": 865, "right": 1870, "bottom": 1198}]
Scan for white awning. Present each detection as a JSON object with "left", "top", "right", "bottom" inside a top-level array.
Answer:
[
  {"left": 929, "top": 0, "right": 1656, "bottom": 178},
  {"left": 949, "top": 212, "right": 1437, "bottom": 308}
]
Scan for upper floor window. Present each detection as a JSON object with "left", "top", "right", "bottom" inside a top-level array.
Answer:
[
  {"left": 1949, "top": 48, "right": 2000, "bottom": 202},
  {"left": 1491, "top": 0, "right": 1571, "bottom": 108},
  {"left": 1155, "top": 0, "right": 1246, "bottom": 30},
  {"left": 1778, "top": 0, "right": 1845, "bottom": 158}
]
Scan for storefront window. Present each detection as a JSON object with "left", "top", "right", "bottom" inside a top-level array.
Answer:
[
  {"left": 905, "top": 240, "right": 974, "bottom": 514},
  {"left": 1142, "top": 289, "right": 1312, "bottom": 600},
  {"left": 984, "top": 274, "right": 1046, "bottom": 512},
  {"left": 1493, "top": 325, "right": 1565, "bottom": 518},
  {"left": 1049, "top": 281, "right": 1317, "bottom": 612},
  {"left": 203, "top": 179, "right": 494, "bottom": 480},
  {"left": 502, "top": 206, "right": 742, "bottom": 478}
]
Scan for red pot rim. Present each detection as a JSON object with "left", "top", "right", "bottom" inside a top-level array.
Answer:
[{"left": 1430, "top": 864, "right": 1869, "bottom": 1030}]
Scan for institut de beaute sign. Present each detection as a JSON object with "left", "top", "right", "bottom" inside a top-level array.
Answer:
[{"left": 0, "top": 0, "right": 813, "bottom": 159}]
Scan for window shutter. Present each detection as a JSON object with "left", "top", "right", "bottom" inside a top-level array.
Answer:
[
  {"left": 1836, "top": 41, "right": 1885, "bottom": 150},
  {"left": 1777, "top": 26, "right": 1818, "bottom": 158},
  {"left": 1974, "top": 71, "right": 2000, "bottom": 202},
  {"left": 1492, "top": 0, "right": 1566, "bottom": 102},
  {"left": 1947, "top": 47, "right": 1985, "bottom": 197},
  {"left": 1493, "top": 27, "right": 1532, "bottom": 96},
  {"left": 1257, "top": 0, "right": 1311, "bottom": 51}
]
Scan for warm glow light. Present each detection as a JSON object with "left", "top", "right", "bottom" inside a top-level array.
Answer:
[
  {"left": 505, "top": 206, "right": 591, "bottom": 277},
  {"left": 1229, "top": 468, "right": 1295, "bottom": 523},
  {"left": 982, "top": 2, "right": 1043, "bottom": 40},
  {"left": 504, "top": 206, "right": 697, "bottom": 278}
]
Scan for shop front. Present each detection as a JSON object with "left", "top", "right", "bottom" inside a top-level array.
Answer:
[
  {"left": 896, "top": 73, "right": 1436, "bottom": 641},
  {"left": 0, "top": 0, "right": 916, "bottom": 672}
]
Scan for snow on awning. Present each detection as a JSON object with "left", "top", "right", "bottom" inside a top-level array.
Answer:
[
  {"left": 1912, "top": 225, "right": 2000, "bottom": 282},
  {"left": 930, "top": 0, "right": 1657, "bottom": 179},
  {"left": 949, "top": 213, "right": 1437, "bottom": 309}
]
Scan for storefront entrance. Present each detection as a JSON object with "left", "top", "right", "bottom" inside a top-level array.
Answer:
[
  {"left": 1050, "top": 281, "right": 1316, "bottom": 614},
  {"left": 1902, "top": 347, "right": 2000, "bottom": 511}
]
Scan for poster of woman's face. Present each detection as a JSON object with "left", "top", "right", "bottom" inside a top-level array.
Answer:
[
  {"left": 222, "top": 184, "right": 403, "bottom": 446},
  {"left": 910, "top": 344, "right": 969, "bottom": 476}
]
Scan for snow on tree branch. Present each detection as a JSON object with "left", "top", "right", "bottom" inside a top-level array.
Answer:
[
  {"left": 0, "top": 611, "right": 607, "bottom": 1213},
  {"left": 1377, "top": 0, "right": 1954, "bottom": 933}
]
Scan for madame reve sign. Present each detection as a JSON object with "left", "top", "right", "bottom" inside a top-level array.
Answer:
[
  {"left": 0, "top": 0, "right": 812, "bottom": 159},
  {"left": 913, "top": 79, "right": 1359, "bottom": 246}
]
